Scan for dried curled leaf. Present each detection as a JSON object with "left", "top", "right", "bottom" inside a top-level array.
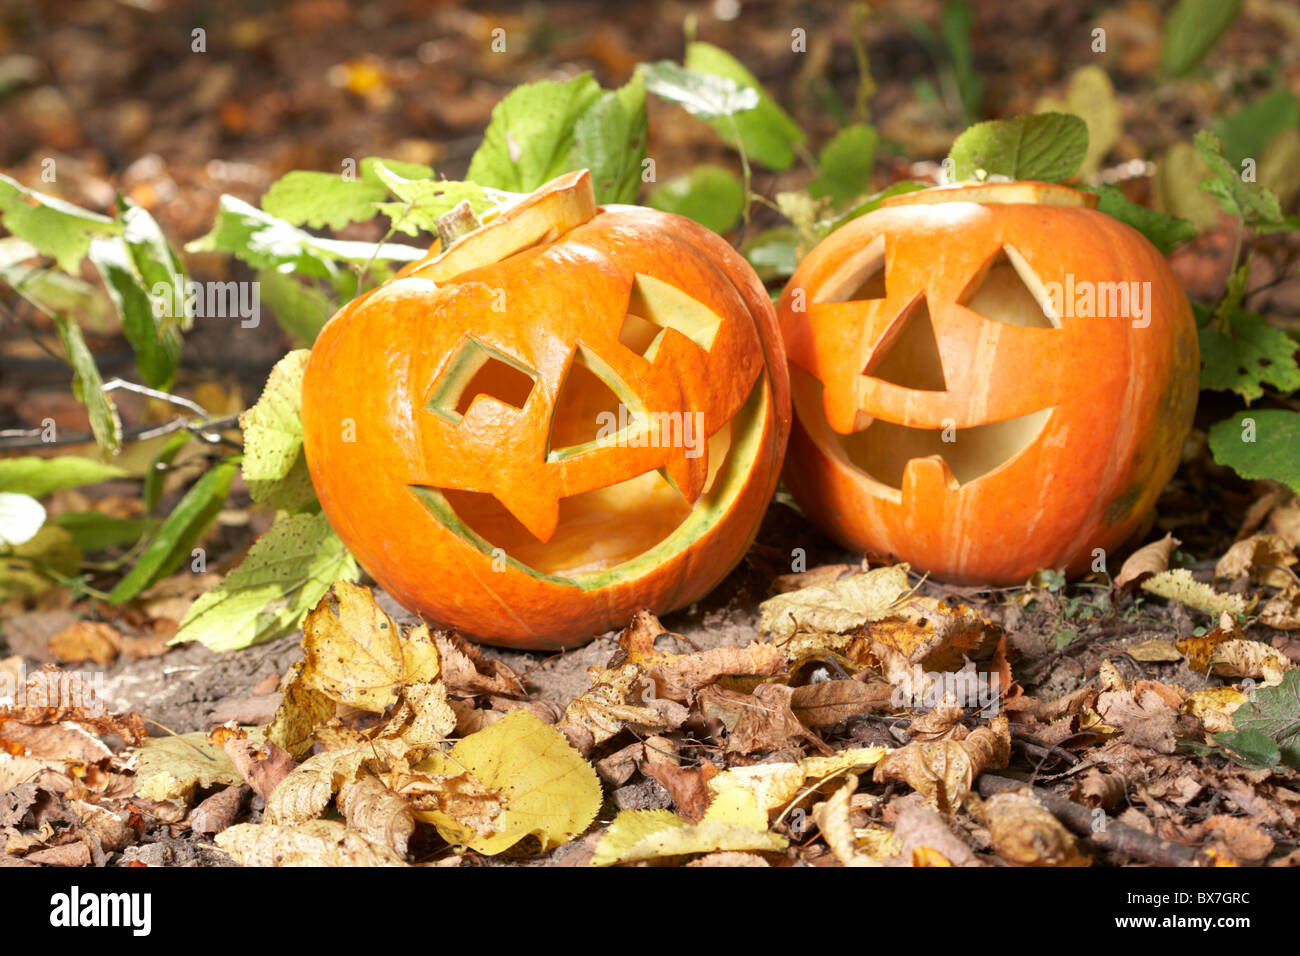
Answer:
[
  {"left": 977, "top": 789, "right": 1090, "bottom": 867},
  {"left": 1214, "top": 533, "right": 1296, "bottom": 587},
  {"left": 338, "top": 774, "right": 415, "bottom": 857},
  {"left": 1141, "top": 569, "right": 1251, "bottom": 617},
  {"left": 759, "top": 564, "right": 913, "bottom": 646},
  {"left": 1115, "top": 533, "right": 1179, "bottom": 589},
  {"left": 810, "top": 775, "right": 881, "bottom": 867},
  {"left": 263, "top": 747, "right": 368, "bottom": 826},
  {"left": 873, "top": 716, "right": 1010, "bottom": 813},
  {"left": 216, "top": 819, "right": 408, "bottom": 866},
  {"left": 133, "top": 732, "right": 245, "bottom": 802},
  {"left": 591, "top": 789, "right": 787, "bottom": 866},
  {"left": 707, "top": 746, "right": 887, "bottom": 812}
]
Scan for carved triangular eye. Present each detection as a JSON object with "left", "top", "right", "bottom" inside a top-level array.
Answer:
[
  {"left": 546, "top": 346, "right": 641, "bottom": 461},
  {"left": 863, "top": 296, "right": 947, "bottom": 392},
  {"left": 618, "top": 273, "right": 722, "bottom": 359},
  {"left": 426, "top": 337, "right": 537, "bottom": 423},
  {"left": 961, "top": 245, "right": 1060, "bottom": 329}
]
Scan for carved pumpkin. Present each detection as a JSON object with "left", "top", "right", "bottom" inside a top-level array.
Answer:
[
  {"left": 302, "top": 171, "right": 790, "bottom": 649},
  {"left": 777, "top": 181, "right": 1199, "bottom": 584}
]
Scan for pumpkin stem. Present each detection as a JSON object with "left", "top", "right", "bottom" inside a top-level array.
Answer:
[{"left": 436, "top": 200, "right": 484, "bottom": 249}]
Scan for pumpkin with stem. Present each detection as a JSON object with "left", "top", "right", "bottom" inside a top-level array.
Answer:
[
  {"left": 777, "top": 181, "right": 1199, "bottom": 584},
  {"left": 302, "top": 170, "right": 791, "bottom": 649}
]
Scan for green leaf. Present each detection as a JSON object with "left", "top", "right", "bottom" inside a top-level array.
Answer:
[
  {"left": 53, "top": 512, "right": 149, "bottom": 552},
  {"left": 1214, "top": 670, "right": 1300, "bottom": 769},
  {"left": 1160, "top": 0, "right": 1243, "bottom": 78},
  {"left": 646, "top": 165, "right": 744, "bottom": 234},
  {"left": 173, "top": 511, "right": 359, "bottom": 652},
  {"left": 187, "top": 195, "right": 426, "bottom": 276},
  {"left": 88, "top": 235, "right": 183, "bottom": 389},
  {"left": 370, "top": 162, "right": 495, "bottom": 237},
  {"left": 1199, "top": 311, "right": 1300, "bottom": 401},
  {"left": 947, "top": 113, "right": 1088, "bottom": 183},
  {"left": 808, "top": 124, "right": 878, "bottom": 207},
  {"left": 828, "top": 181, "right": 932, "bottom": 231},
  {"left": 742, "top": 227, "right": 799, "bottom": 282},
  {"left": 1194, "top": 130, "right": 1283, "bottom": 225},
  {"left": 53, "top": 315, "right": 122, "bottom": 456},
  {"left": 108, "top": 457, "right": 239, "bottom": 603},
  {"left": 0, "top": 524, "right": 80, "bottom": 603},
  {"left": 256, "top": 269, "right": 333, "bottom": 345},
  {"left": 1082, "top": 185, "right": 1199, "bottom": 254},
  {"left": 467, "top": 74, "right": 603, "bottom": 192},
  {"left": 143, "top": 430, "right": 192, "bottom": 514},
  {"left": 0, "top": 173, "right": 119, "bottom": 273},
  {"left": 0, "top": 456, "right": 126, "bottom": 497},
  {"left": 261, "top": 158, "right": 434, "bottom": 231},
  {"left": 637, "top": 60, "right": 758, "bottom": 122},
  {"left": 940, "top": 0, "right": 981, "bottom": 122},
  {"left": 0, "top": 237, "right": 110, "bottom": 327},
  {"left": 1208, "top": 410, "right": 1300, "bottom": 495},
  {"left": 1215, "top": 88, "right": 1300, "bottom": 164},
  {"left": 240, "top": 350, "right": 316, "bottom": 512},
  {"left": 568, "top": 74, "right": 648, "bottom": 204},
  {"left": 684, "top": 42, "right": 806, "bottom": 170},
  {"left": 1212, "top": 729, "right": 1280, "bottom": 768}
]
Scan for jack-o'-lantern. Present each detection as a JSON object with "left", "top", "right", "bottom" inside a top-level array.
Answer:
[
  {"left": 777, "top": 181, "right": 1198, "bottom": 584},
  {"left": 302, "top": 171, "right": 790, "bottom": 649}
]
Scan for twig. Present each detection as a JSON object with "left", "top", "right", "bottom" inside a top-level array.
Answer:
[
  {"left": 0, "top": 413, "right": 241, "bottom": 450},
  {"left": 977, "top": 773, "right": 1199, "bottom": 866}
]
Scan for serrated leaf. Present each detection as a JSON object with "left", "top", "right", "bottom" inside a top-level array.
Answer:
[
  {"left": 683, "top": 42, "right": 805, "bottom": 171},
  {"left": 947, "top": 113, "right": 1087, "bottom": 183},
  {"left": 88, "top": 234, "right": 183, "bottom": 389},
  {"left": 1208, "top": 410, "right": 1300, "bottom": 495},
  {"left": 53, "top": 315, "right": 122, "bottom": 456},
  {"left": 370, "top": 163, "right": 494, "bottom": 236},
  {"left": 414, "top": 708, "right": 601, "bottom": 855},
  {"left": 1161, "top": 0, "right": 1243, "bottom": 78},
  {"left": 108, "top": 458, "right": 239, "bottom": 603},
  {"left": 260, "top": 158, "right": 432, "bottom": 231},
  {"left": 1216, "top": 670, "right": 1300, "bottom": 769},
  {"left": 467, "top": 74, "right": 603, "bottom": 192},
  {"left": 187, "top": 195, "right": 425, "bottom": 275},
  {"left": 240, "top": 349, "right": 315, "bottom": 511},
  {"left": 172, "top": 511, "right": 358, "bottom": 652},
  {"left": 1199, "top": 311, "right": 1300, "bottom": 401},
  {"left": 1034, "top": 65, "right": 1121, "bottom": 177},
  {"left": 809, "top": 123, "right": 878, "bottom": 207},
  {"left": 0, "top": 456, "right": 126, "bottom": 497},
  {"left": 1194, "top": 130, "right": 1283, "bottom": 225},
  {"left": 1082, "top": 185, "right": 1198, "bottom": 254},
  {"left": 637, "top": 60, "right": 758, "bottom": 122},
  {"left": 568, "top": 74, "right": 648, "bottom": 204},
  {"left": 0, "top": 173, "right": 119, "bottom": 273},
  {"left": 646, "top": 165, "right": 744, "bottom": 234}
]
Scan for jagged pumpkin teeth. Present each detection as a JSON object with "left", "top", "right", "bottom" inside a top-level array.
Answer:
[
  {"left": 302, "top": 170, "right": 791, "bottom": 650},
  {"left": 777, "top": 180, "right": 1200, "bottom": 584}
]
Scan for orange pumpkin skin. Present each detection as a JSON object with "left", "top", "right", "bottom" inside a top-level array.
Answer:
[
  {"left": 302, "top": 172, "right": 790, "bottom": 649},
  {"left": 777, "top": 182, "right": 1199, "bottom": 585}
]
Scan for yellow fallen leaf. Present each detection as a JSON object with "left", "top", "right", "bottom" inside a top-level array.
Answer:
[
  {"left": 707, "top": 747, "right": 888, "bottom": 812},
  {"left": 978, "top": 790, "right": 1090, "bottom": 867},
  {"left": 412, "top": 708, "right": 600, "bottom": 855},
  {"left": 759, "top": 563, "right": 913, "bottom": 649},
  {"left": 591, "top": 789, "right": 787, "bottom": 866},
  {"left": 1142, "top": 569, "right": 1251, "bottom": 617},
  {"left": 1126, "top": 639, "right": 1184, "bottom": 662},
  {"left": 1184, "top": 687, "right": 1246, "bottom": 735},
  {"left": 215, "top": 820, "right": 407, "bottom": 866},
  {"left": 811, "top": 775, "right": 881, "bottom": 867},
  {"left": 300, "top": 582, "right": 440, "bottom": 713},
  {"left": 1214, "top": 533, "right": 1296, "bottom": 587},
  {"left": 1261, "top": 585, "right": 1300, "bottom": 630},
  {"left": 134, "top": 732, "right": 247, "bottom": 802},
  {"left": 263, "top": 746, "right": 369, "bottom": 825}
]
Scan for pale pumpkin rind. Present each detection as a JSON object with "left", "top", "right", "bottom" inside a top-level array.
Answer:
[
  {"left": 777, "top": 181, "right": 1199, "bottom": 584},
  {"left": 302, "top": 172, "right": 791, "bottom": 649}
]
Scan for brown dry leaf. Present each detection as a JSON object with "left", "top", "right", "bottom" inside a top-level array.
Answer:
[
  {"left": 759, "top": 563, "right": 913, "bottom": 649},
  {"left": 1126, "top": 639, "right": 1184, "bottom": 662},
  {"left": 265, "top": 660, "right": 335, "bottom": 760},
  {"left": 24, "top": 842, "right": 91, "bottom": 867},
  {"left": 118, "top": 630, "right": 174, "bottom": 660},
  {"left": 263, "top": 747, "right": 368, "bottom": 826},
  {"left": 873, "top": 716, "right": 1010, "bottom": 813},
  {"left": 382, "top": 762, "right": 505, "bottom": 839},
  {"left": 70, "top": 799, "right": 131, "bottom": 852},
  {"left": 978, "top": 790, "right": 1090, "bottom": 866},
  {"left": 0, "top": 720, "right": 113, "bottom": 764},
  {"left": 300, "top": 582, "right": 440, "bottom": 713},
  {"left": 1006, "top": 686, "right": 1093, "bottom": 723},
  {"left": 221, "top": 737, "right": 296, "bottom": 801},
  {"left": 909, "top": 703, "right": 966, "bottom": 741},
  {"left": 1069, "top": 769, "right": 1128, "bottom": 809},
  {"left": 1267, "top": 496, "right": 1300, "bottom": 549},
  {"left": 47, "top": 621, "right": 120, "bottom": 666},
  {"left": 790, "top": 679, "right": 892, "bottom": 728},
  {"left": 1215, "top": 534, "right": 1297, "bottom": 587},
  {"left": 641, "top": 743, "right": 719, "bottom": 822},
  {"left": 1210, "top": 640, "right": 1293, "bottom": 683},
  {"left": 865, "top": 600, "right": 1000, "bottom": 673},
  {"left": 1261, "top": 585, "right": 1300, "bottom": 630},
  {"left": 594, "top": 742, "right": 643, "bottom": 787},
  {"left": 770, "top": 562, "right": 863, "bottom": 594},
  {"left": 1094, "top": 682, "right": 1181, "bottom": 753},
  {"left": 811, "top": 775, "right": 880, "bottom": 867},
  {"left": 0, "top": 665, "right": 145, "bottom": 743},
  {"left": 215, "top": 819, "right": 408, "bottom": 866},
  {"left": 338, "top": 774, "right": 414, "bottom": 857},
  {"left": 1142, "top": 569, "right": 1252, "bottom": 617},
  {"left": 720, "top": 683, "right": 829, "bottom": 756},
  {"left": 1115, "top": 533, "right": 1180, "bottom": 589},
  {"left": 648, "top": 642, "right": 787, "bottom": 703},
  {"left": 1202, "top": 815, "right": 1274, "bottom": 864},
  {"left": 560, "top": 662, "right": 675, "bottom": 746},
  {"left": 433, "top": 630, "right": 524, "bottom": 698},
  {"left": 188, "top": 784, "right": 250, "bottom": 836},
  {"left": 1176, "top": 616, "right": 1240, "bottom": 672}
]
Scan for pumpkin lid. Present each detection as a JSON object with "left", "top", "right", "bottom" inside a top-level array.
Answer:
[{"left": 881, "top": 180, "right": 1098, "bottom": 210}]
